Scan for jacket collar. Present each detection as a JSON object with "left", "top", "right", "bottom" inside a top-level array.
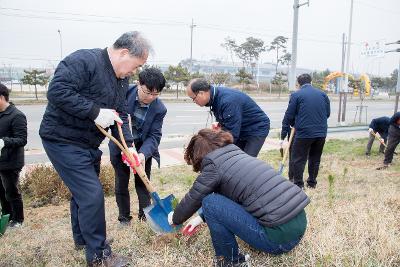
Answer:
[
  {"left": 0, "top": 102, "right": 15, "bottom": 115},
  {"left": 205, "top": 86, "right": 217, "bottom": 107},
  {"left": 101, "top": 48, "right": 118, "bottom": 79}
]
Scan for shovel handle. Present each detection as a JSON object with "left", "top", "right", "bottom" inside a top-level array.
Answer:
[
  {"left": 96, "top": 124, "right": 156, "bottom": 193},
  {"left": 370, "top": 130, "right": 387, "bottom": 148},
  {"left": 281, "top": 127, "right": 295, "bottom": 165}
]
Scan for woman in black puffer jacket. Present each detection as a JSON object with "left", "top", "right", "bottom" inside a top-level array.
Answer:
[{"left": 169, "top": 129, "right": 310, "bottom": 266}]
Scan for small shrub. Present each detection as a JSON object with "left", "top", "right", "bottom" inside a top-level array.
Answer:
[{"left": 22, "top": 164, "right": 115, "bottom": 207}]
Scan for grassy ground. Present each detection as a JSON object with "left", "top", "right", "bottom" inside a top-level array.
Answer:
[{"left": 0, "top": 138, "right": 399, "bottom": 266}]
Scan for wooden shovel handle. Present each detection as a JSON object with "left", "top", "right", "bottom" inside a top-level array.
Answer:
[
  {"left": 282, "top": 127, "right": 295, "bottom": 165},
  {"left": 370, "top": 130, "right": 387, "bottom": 148},
  {"left": 95, "top": 123, "right": 155, "bottom": 193}
]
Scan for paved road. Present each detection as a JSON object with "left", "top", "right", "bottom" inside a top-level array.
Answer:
[{"left": 17, "top": 99, "right": 395, "bottom": 164}]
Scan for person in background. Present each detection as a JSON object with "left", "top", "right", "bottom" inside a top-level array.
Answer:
[
  {"left": 378, "top": 112, "right": 400, "bottom": 169},
  {"left": 0, "top": 83, "right": 27, "bottom": 229},
  {"left": 186, "top": 78, "right": 270, "bottom": 157},
  {"left": 365, "top": 116, "right": 390, "bottom": 156},
  {"left": 281, "top": 73, "right": 330, "bottom": 189}
]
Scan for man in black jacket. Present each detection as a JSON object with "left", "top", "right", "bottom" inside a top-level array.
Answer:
[
  {"left": 366, "top": 116, "right": 390, "bottom": 156},
  {"left": 281, "top": 74, "right": 330, "bottom": 189},
  {"left": 39, "top": 32, "right": 150, "bottom": 267},
  {"left": 378, "top": 112, "right": 400, "bottom": 169},
  {"left": 0, "top": 83, "right": 27, "bottom": 228}
]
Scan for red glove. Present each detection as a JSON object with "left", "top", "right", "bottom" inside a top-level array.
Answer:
[
  {"left": 121, "top": 147, "right": 140, "bottom": 173},
  {"left": 211, "top": 122, "right": 221, "bottom": 131},
  {"left": 181, "top": 215, "right": 204, "bottom": 236}
]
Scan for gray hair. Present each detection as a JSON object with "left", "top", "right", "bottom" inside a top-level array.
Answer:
[{"left": 113, "top": 31, "right": 152, "bottom": 58}]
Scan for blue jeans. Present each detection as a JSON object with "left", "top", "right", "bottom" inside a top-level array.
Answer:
[
  {"left": 42, "top": 139, "right": 111, "bottom": 263},
  {"left": 202, "top": 194, "right": 302, "bottom": 261}
]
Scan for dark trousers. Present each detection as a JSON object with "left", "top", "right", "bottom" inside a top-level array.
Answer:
[
  {"left": 288, "top": 141, "right": 294, "bottom": 181},
  {"left": 0, "top": 168, "right": 24, "bottom": 223},
  {"left": 366, "top": 132, "right": 386, "bottom": 154},
  {"left": 110, "top": 152, "right": 152, "bottom": 222},
  {"left": 236, "top": 136, "right": 267, "bottom": 157},
  {"left": 291, "top": 137, "right": 326, "bottom": 188},
  {"left": 384, "top": 125, "right": 400, "bottom": 165},
  {"left": 42, "top": 139, "right": 111, "bottom": 263}
]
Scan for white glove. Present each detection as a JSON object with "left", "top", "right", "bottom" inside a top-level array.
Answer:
[
  {"left": 279, "top": 140, "right": 284, "bottom": 148},
  {"left": 167, "top": 211, "right": 174, "bottom": 225},
  {"left": 0, "top": 139, "right": 4, "bottom": 150},
  {"left": 182, "top": 215, "right": 204, "bottom": 235},
  {"left": 379, "top": 138, "right": 385, "bottom": 144},
  {"left": 94, "top": 109, "right": 123, "bottom": 128},
  {"left": 368, "top": 128, "right": 373, "bottom": 133}
]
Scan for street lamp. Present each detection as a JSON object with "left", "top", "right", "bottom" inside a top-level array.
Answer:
[{"left": 57, "top": 29, "right": 63, "bottom": 60}]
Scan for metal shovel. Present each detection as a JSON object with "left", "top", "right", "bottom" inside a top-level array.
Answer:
[{"left": 96, "top": 123, "right": 180, "bottom": 234}]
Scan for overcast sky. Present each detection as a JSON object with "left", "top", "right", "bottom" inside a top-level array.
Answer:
[{"left": 0, "top": 0, "right": 399, "bottom": 76}]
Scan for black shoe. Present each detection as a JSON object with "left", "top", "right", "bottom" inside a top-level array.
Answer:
[
  {"left": 8, "top": 221, "right": 23, "bottom": 229},
  {"left": 213, "top": 254, "right": 250, "bottom": 267},
  {"left": 87, "top": 253, "right": 130, "bottom": 267},
  {"left": 365, "top": 152, "right": 371, "bottom": 156},
  {"left": 75, "top": 238, "right": 114, "bottom": 251}
]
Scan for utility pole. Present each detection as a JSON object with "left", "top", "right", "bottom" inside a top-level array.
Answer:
[
  {"left": 338, "top": 33, "right": 346, "bottom": 123},
  {"left": 342, "top": 0, "right": 354, "bottom": 125},
  {"left": 289, "top": 0, "right": 309, "bottom": 92},
  {"left": 57, "top": 29, "right": 63, "bottom": 60},
  {"left": 189, "top": 19, "right": 196, "bottom": 73}
]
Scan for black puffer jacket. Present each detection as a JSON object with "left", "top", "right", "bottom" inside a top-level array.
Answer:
[
  {"left": 173, "top": 144, "right": 310, "bottom": 227},
  {"left": 0, "top": 103, "right": 27, "bottom": 170},
  {"left": 39, "top": 48, "right": 133, "bottom": 149}
]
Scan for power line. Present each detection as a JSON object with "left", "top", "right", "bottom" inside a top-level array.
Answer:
[{"left": 1, "top": 7, "right": 354, "bottom": 45}]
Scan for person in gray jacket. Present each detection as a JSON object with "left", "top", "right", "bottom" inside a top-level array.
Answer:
[{"left": 168, "top": 129, "right": 310, "bottom": 267}]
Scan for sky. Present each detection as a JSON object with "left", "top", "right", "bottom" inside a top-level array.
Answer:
[{"left": 0, "top": 0, "right": 399, "bottom": 76}]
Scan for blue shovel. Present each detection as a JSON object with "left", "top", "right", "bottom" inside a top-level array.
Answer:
[{"left": 97, "top": 124, "right": 180, "bottom": 234}]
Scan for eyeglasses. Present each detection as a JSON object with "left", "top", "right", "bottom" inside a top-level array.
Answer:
[
  {"left": 140, "top": 85, "right": 160, "bottom": 97},
  {"left": 190, "top": 93, "right": 199, "bottom": 102}
]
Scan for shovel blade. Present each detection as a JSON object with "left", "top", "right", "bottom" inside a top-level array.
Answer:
[
  {"left": 0, "top": 214, "right": 10, "bottom": 235},
  {"left": 278, "top": 163, "right": 284, "bottom": 175},
  {"left": 144, "top": 194, "right": 180, "bottom": 234}
]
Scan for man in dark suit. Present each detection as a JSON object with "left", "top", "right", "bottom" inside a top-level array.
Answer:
[
  {"left": 109, "top": 68, "right": 167, "bottom": 225},
  {"left": 281, "top": 74, "right": 330, "bottom": 189},
  {"left": 366, "top": 116, "right": 390, "bottom": 155}
]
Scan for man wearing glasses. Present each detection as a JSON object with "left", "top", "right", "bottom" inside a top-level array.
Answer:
[
  {"left": 109, "top": 67, "right": 167, "bottom": 225},
  {"left": 186, "top": 78, "right": 270, "bottom": 157}
]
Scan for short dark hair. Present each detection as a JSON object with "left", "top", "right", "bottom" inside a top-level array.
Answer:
[
  {"left": 138, "top": 67, "right": 166, "bottom": 92},
  {"left": 190, "top": 78, "right": 211, "bottom": 93},
  {"left": 184, "top": 129, "right": 233, "bottom": 172},
  {"left": 0, "top": 83, "right": 10, "bottom": 102},
  {"left": 297, "top": 73, "right": 312, "bottom": 86}
]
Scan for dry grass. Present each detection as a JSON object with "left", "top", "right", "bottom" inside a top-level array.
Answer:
[{"left": 0, "top": 138, "right": 399, "bottom": 266}]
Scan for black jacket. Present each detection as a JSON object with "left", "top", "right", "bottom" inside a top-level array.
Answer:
[
  {"left": 173, "top": 144, "right": 310, "bottom": 227},
  {"left": 369, "top": 116, "right": 390, "bottom": 138},
  {"left": 0, "top": 103, "right": 27, "bottom": 170},
  {"left": 39, "top": 48, "right": 133, "bottom": 149},
  {"left": 282, "top": 84, "right": 330, "bottom": 138}
]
